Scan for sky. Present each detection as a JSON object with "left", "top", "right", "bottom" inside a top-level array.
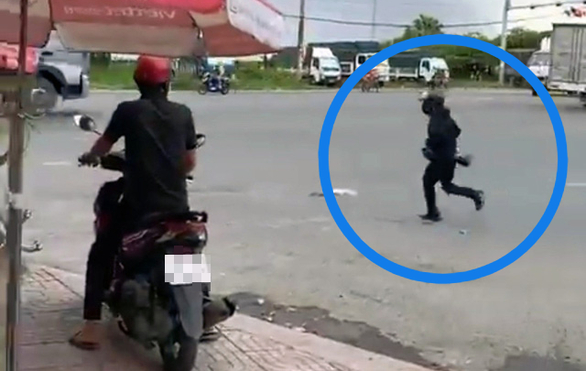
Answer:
[{"left": 268, "top": 0, "right": 572, "bottom": 46}]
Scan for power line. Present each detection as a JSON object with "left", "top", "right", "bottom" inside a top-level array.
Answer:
[{"left": 281, "top": 13, "right": 555, "bottom": 29}]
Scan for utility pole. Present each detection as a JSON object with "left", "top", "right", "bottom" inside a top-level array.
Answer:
[
  {"left": 499, "top": 0, "right": 510, "bottom": 86},
  {"left": 370, "top": 0, "right": 377, "bottom": 40},
  {"left": 5, "top": 0, "right": 28, "bottom": 369},
  {"left": 296, "top": 0, "right": 306, "bottom": 78}
]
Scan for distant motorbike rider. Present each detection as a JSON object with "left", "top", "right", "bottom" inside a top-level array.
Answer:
[
  {"left": 70, "top": 55, "right": 208, "bottom": 350},
  {"left": 418, "top": 91, "right": 485, "bottom": 222}
]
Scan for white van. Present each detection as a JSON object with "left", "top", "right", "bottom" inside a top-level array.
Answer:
[{"left": 36, "top": 31, "right": 90, "bottom": 110}]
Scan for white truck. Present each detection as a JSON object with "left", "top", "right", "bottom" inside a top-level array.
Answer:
[
  {"left": 547, "top": 18, "right": 586, "bottom": 104},
  {"left": 303, "top": 46, "right": 342, "bottom": 86},
  {"left": 35, "top": 31, "right": 90, "bottom": 110},
  {"left": 388, "top": 52, "right": 450, "bottom": 84},
  {"left": 527, "top": 37, "right": 551, "bottom": 96}
]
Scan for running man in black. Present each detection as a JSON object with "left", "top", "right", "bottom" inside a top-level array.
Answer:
[{"left": 419, "top": 92, "right": 485, "bottom": 222}]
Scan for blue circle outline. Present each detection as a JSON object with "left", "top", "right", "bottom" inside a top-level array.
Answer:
[{"left": 318, "top": 34, "right": 568, "bottom": 284}]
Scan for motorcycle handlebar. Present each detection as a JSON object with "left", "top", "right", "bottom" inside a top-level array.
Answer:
[{"left": 80, "top": 151, "right": 194, "bottom": 181}]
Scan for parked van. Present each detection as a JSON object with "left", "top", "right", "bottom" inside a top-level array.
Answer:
[{"left": 36, "top": 31, "right": 90, "bottom": 110}]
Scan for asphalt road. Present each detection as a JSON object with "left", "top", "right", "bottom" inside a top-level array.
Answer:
[{"left": 8, "top": 89, "right": 586, "bottom": 371}]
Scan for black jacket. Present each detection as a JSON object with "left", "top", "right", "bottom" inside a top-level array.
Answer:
[{"left": 425, "top": 107, "right": 460, "bottom": 160}]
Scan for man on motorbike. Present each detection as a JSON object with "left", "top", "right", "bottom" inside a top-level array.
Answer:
[
  {"left": 418, "top": 91, "right": 485, "bottom": 222},
  {"left": 70, "top": 55, "right": 203, "bottom": 350}
]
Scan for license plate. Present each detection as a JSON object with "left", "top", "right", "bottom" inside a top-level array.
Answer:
[{"left": 164, "top": 254, "right": 211, "bottom": 285}]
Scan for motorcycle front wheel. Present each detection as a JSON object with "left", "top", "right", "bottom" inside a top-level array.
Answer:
[
  {"left": 160, "top": 329, "right": 198, "bottom": 371},
  {"left": 198, "top": 84, "right": 208, "bottom": 95}
]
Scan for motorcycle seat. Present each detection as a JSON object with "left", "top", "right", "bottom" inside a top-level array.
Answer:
[{"left": 135, "top": 211, "right": 207, "bottom": 230}]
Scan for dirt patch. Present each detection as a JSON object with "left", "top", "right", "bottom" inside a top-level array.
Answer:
[
  {"left": 491, "top": 354, "right": 586, "bottom": 371},
  {"left": 229, "top": 292, "right": 448, "bottom": 371}
]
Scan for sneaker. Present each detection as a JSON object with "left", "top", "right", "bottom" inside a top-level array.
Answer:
[
  {"left": 200, "top": 327, "right": 221, "bottom": 342},
  {"left": 474, "top": 191, "right": 485, "bottom": 211},
  {"left": 419, "top": 213, "right": 442, "bottom": 222}
]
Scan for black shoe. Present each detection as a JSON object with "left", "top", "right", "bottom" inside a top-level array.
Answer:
[
  {"left": 419, "top": 213, "right": 442, "bottom": 222},
  {"left": 474, "top": 191, "right": 485, "bottom": 211}
]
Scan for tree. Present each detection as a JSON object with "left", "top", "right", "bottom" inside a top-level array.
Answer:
[
  {"left": 411, "top": 14, "right": 443, "bottom": 36},
  {"left": 463, "top": 32, "right": 491, "bottom": 43},
  {"left": 491, "top": 27, "right": 547, "bottom": 50},
  {"left": 387, "top": 14, "right": 444, "bottom": 44}
]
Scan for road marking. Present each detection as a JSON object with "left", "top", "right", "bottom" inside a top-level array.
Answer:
[
  {"left": 42, "top": 161, "right": 72, "bottom": 166},
  {"left": 566, "top": 183, "right": 586, "bottom": 187}
]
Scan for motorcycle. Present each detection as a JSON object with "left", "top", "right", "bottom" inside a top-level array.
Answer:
[
  {"left": 429, "top": 70, "right": 449, "bottom": 90},
  {"left": 198, "top": 73, "right": 230, "bottom": 95},
  {"left": 360, "top": 71, "right": 380, "bottom": 93},
  {"left": 73, "top": 115, "right": 236, "bottom": 371}
]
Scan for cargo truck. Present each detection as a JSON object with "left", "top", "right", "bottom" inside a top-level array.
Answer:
[
  {"left": 387, "top": 50, "right": 450, "bottom": 84},
  {"left": 311, "top": 41, "right": 390, "bottom": 86},
  {"left": 547, "top": 18, "right": 586, "bottom": 104}
]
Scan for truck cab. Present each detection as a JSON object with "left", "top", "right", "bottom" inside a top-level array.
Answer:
[
  {"left": 527, "top": 50, "right": 550, "bottom": 95},
  {"left": 418, "top": 57, "right": 449, "bottom": 83},
  {"left": 35, "top": 31, "right": 90, "bottom": 110},
  {"left": 356, "top": 53, "right": 390, "bottom": 86},
  {"left": 306, "top": 47, "right": 342, "bottom": 86}
]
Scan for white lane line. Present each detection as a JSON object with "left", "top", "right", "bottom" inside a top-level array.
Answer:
[
  {"left": 566, "top": 183, "right": 586, "bottom": 187},
  {"left": 42, "top": 161, "right": 72, "bottom": 166}
]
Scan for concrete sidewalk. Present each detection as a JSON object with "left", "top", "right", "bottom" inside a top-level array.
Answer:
[{"left": 17, "top": 265, "right": 434, "bottom": 371}]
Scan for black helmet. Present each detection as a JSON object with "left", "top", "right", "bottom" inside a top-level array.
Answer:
[{"left": 419, "top": 91, "right": 445, "bottom": 115}]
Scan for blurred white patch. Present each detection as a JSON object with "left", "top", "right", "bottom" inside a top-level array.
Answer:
[
  {"left": 43, "top": 161, "right": 71, "bottom": 166},
  {"left": 309, "top": 188, "right": 358, "bottom": 197},
  {"left": 165, "top": 254, "right": 211, "bottom": 285},
  {"left": 333, "top": 188, "right": 358, "bottom": 197}
]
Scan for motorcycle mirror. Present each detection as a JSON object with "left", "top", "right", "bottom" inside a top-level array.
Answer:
[
  {"left": 195, "top": 134, "right": 206, "bottom": 148},
  {"left": 73, "top": 114, "right": 97, "bottom": 133}
]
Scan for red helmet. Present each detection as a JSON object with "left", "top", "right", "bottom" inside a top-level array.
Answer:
[{"left": 134, "top": 55, "right": 172, "bottom": 85}]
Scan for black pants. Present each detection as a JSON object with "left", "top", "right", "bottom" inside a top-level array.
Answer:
[
  {"left": 423, "top": 159, "right": 478, "bottom": 215},
  {"left": 82, "top": 201, "right": 128, "bottom": 321}
]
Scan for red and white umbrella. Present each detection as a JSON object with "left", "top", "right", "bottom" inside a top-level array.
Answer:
[{"left": 0, "top": 0, "right": 284, "bottom": 57}]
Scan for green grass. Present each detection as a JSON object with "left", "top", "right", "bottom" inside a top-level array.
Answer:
[
  {"left": 90, "top": 62, "right": 311, "bottom": 91},
  {"left": 90, "top": 62, "right": 526, "bottom": 91}
]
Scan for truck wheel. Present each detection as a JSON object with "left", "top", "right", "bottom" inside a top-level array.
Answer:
[
  {"left": 36, "top": 77, "right": 59, "bottom": 110},
  {"left": 531, "top": 88, "right": 538, "bottom": 96}
]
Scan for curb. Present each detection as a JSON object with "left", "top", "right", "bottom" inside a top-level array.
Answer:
[{"left": 33, "top": 264, "right": 434, "bottom": 371}]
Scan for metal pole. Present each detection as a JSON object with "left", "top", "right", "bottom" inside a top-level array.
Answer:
[
  {"left": 5, "top": 0, "right": 28, "bottom": 369},
  {"left": 296, "top": 0, "right": 305, "bottom": 78},
  {"left": 499, "top": 0, "right": 510, "bottom": 85},
  {"left": 370, "top": 0, "right": 377, "bottom": 40}
]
